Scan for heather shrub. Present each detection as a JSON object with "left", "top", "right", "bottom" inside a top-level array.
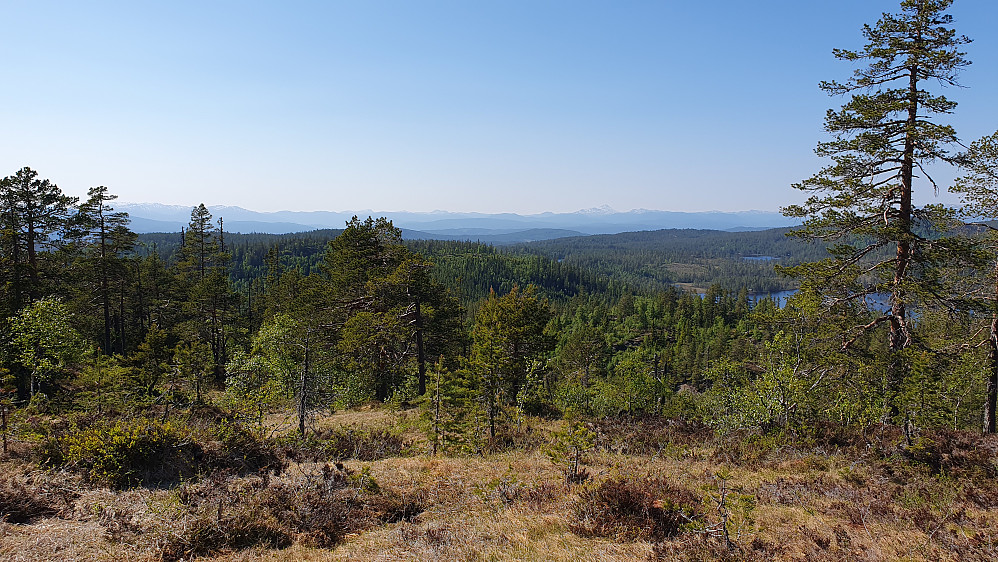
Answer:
[
  {"left": 571, "top": 476, "right": 700, "bottom": 541},
  {"left": 162, "top": 465, "right": 425, "bottom": 559}
]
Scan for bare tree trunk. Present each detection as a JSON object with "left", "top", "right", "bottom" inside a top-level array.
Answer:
[
  {"left": 298, "top": 341, "right": 310, "bottom": 438},
  {"left": 985, "top": 319, "right": 997, "bottom": 434},
  {"left": 415, "top": 296, "right": 426, "bottom": 396},
  {"left": 433, "top": 366, "right": 441, "bottom": 455}
]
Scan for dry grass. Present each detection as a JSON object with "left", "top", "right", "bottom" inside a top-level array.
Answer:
[{"left": 5, "top": 408, "right": 998, "bottom": 561}]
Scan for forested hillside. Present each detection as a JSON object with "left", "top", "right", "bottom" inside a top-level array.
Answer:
[
  {"left": 516, "top": 227, "right": 830, "bottom": 294},
  {"left": 137, "top": 225, "right": 823, "bottom": 315}
]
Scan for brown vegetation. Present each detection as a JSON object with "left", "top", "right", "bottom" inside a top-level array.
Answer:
[{"left": 4, "top": 408, "right": 998, "bottom": 561}]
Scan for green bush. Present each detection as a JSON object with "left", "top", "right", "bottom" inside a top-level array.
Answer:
[{"left": 61, "top": 418, "right": 196, "bottom": 488}]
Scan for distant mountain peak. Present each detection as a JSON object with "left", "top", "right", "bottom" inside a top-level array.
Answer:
[{"left": 576, "top": 205, "right": 616, "bottom": 215}]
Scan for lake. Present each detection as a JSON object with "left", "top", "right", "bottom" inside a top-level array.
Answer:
[
  {"left": 750, "top": 290, "right": 891, "bottom": 312},
  {"left": 695, "top": 289, "right": 891, "bottom": 312}
]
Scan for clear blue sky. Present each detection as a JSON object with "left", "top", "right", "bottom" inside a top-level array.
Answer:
[{"left": 2, "top": 0, "right": 996, "bottom": 214}]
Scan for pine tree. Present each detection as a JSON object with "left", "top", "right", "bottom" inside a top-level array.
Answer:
[
  {"left": 324, "top": 217, "right": 463, "bottom": 401},
  {"left": 470, "top": 286, "right": 553, "bottom": 442},
  {"left": 0, "top": 167, "right": 76, "bottom": 315},
  {"left": 0, "top": 168, "right": 76, "bottom": 400},
  {"left": 173, "top": 205, "right": 235, "bottom": 381},
  {"left": 71, "top": 186, "right": 136, "bottom": 355},
  {"left": 782, "top": 0, "right": 971, "bottom": 416}
]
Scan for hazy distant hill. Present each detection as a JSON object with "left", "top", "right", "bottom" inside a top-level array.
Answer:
[
  {"left": 401, "top": 228, "right": 587, "bottom": 244},
  {"left": 117, "top": 203, "right": 798, "bottom": 239}
]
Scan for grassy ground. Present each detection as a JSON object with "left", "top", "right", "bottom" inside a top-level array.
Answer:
[{"left": 3, "top": 407, "right": 998, "bottom": 561}]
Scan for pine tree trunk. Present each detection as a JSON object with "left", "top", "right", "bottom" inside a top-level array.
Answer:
[
  {"left": 985, "top": 319, "right": 998, "bottom": 434},
  {"left": 886, "top": 63, "right": 920, "bottom": 418},
  {"left": 416, "top": 296, "right": 426, "bottom": 396},
  {"left": 101, "top": 215, "right": 112, "bottom": 355},
  {"left": 299, "top": 342, "right": 310, "bottom": 438}
]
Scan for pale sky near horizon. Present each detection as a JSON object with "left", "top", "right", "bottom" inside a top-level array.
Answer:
[{"left": 2, "top": 1, "right": 996, "bottom": 214}]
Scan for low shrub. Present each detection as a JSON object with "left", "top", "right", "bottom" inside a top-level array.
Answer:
[
  {"left": 589, "top": 417, "right": 713, "bottom": 456},
  {"left": 571, "top": 476, "right": 700, "bottom": 541},
  {"left": 902, "top": 429, "right": 998, "bottom": 479},
  {"left": 199, "top": 417, "right": 282, "bottom": 473},
  {"left": 161, "top": 464, "right": 426, "bottom": 559},
  {"left": 59, "top": 418, "right": 198, "bottom": 488},
  {"left": 53, "top": 413, "right": 283, "bottom": 488},
  {"left": 160, "top": 502, "right": 292, "bottom": 560}
]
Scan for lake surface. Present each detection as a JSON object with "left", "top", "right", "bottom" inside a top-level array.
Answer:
[
  {"left": 696, "top": 289, "right": 891, "bottom": 312},
  {"left": 751, "top": 290, "right": 891, "bottom": 312}
]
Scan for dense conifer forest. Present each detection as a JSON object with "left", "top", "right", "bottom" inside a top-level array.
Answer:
[{"left": 4, "top": 1, "right": 998, "bottom": 559}]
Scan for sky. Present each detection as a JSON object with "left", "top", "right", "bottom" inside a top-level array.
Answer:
[{"left": 2, "top": 0, "right": 997, "bottom": 215}]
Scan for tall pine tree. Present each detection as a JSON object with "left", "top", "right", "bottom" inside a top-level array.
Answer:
[{"left": 782, "top": 0, "right": 971, "bottom": 417}]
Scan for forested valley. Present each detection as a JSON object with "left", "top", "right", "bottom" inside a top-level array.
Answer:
[{"left": 5, "top": 1, "right": 998, "bottom": 560}]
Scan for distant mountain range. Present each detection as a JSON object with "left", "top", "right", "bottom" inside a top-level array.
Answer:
[{"left": 117, "top": 203, "right": 799, "bottom": 243}]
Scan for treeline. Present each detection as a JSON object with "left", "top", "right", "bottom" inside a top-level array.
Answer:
[
  {"left": 137, "top": 225, "right": 828, "bottom": 312},
  {"left": 138, "top": 233, "right": 629, "bottom": 312},
  {"left": 4, "top": 164, "right": 995, "bottom": 454}
]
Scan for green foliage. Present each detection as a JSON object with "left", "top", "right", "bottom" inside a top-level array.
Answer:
[
  {"left": 337, "top": 310, "right": 409, "bottom": 403},
  {"left": 953, "top": 130, "right": 998, "bottom": 216},
  {"left": 423, "top": 363, "right": 480, "bottom": 454},
  {"left": 545, "top": 421, "right": 596, "bottom": 483},
  {"left": 223, "top": 349, "right": 286, "bottom": 429},
  {"left": 6, "top": 161, "right": 998, "bottom": 464},
  {"left": 10, "top": 298, "right": 86, "bottom": 396},
  {"left": 172, "top": 204, "right": 237, "bottom": 382},
  {"left": 523, "top": 227, "right": 822, "bottom": 295},
  {"left": 595, "top": 349, "right": 668, "bottom": 417},
  {"left": 470, "top": 286, "right": 554, "bottom": 442},
  {"left": 128, "top": 323, "right": 172, "bottom": 396},
  {"left": 782, "top": 0, "right": 972, "bottom": 419},
  {"left": 251, "top": 310, "right": 335, "bottom": 435},
  {"left": 0, "top": 167, "right": 76, "bottom": 321},
  {"left": 60, "top": 418, "right": 194, "bottom": 488},
  {"left": 75, "top": 353, "right": 131, "bottom": 415},
  {"left": 173, "top": 339, "right": 213, "bottom": 403}
]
